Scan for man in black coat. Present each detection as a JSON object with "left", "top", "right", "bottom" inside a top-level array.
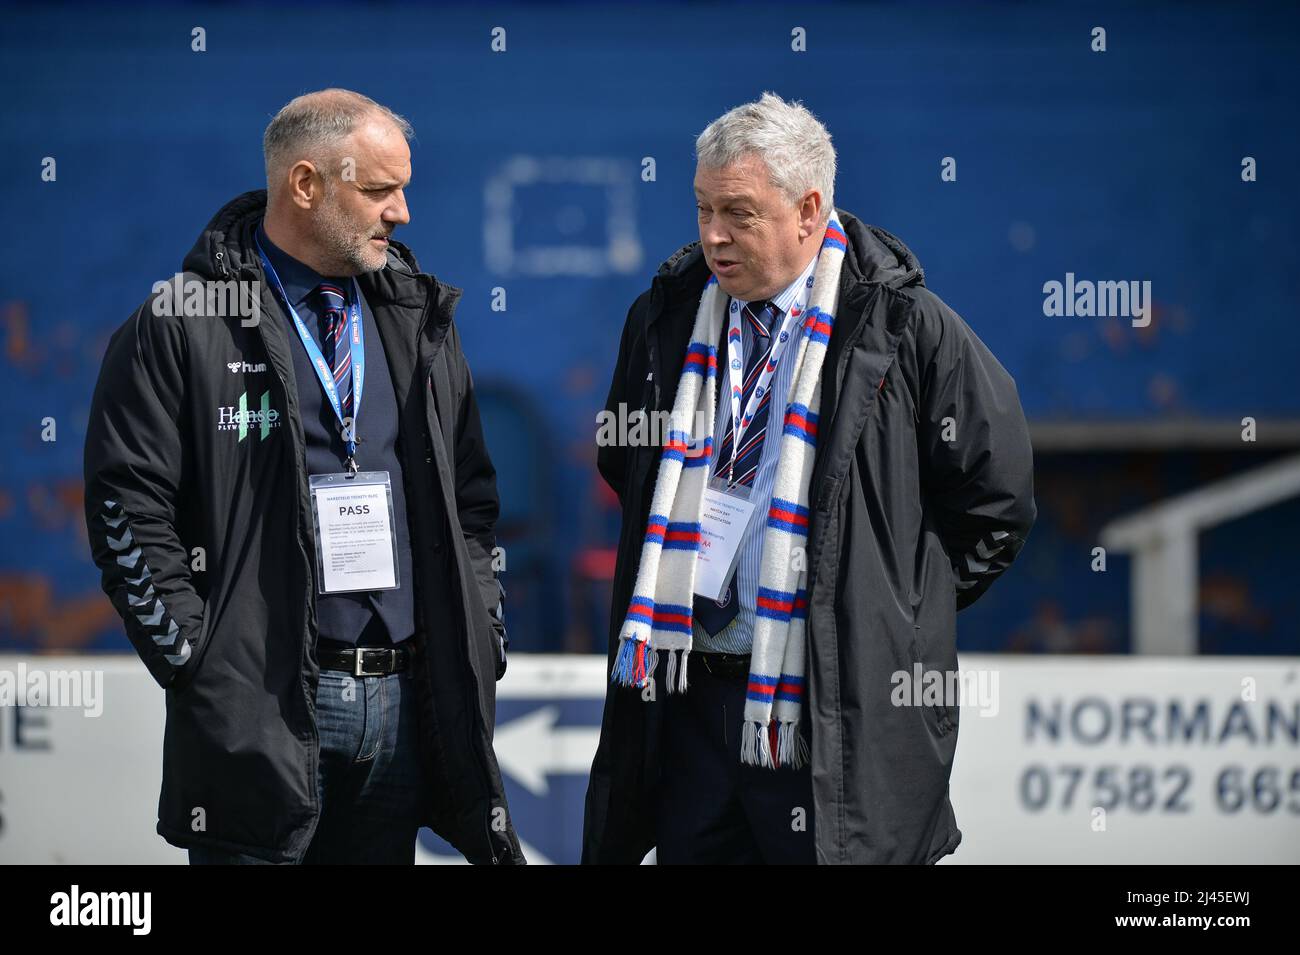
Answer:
[
  {"left": 584, "top": 93, "right": 1036, "bottom": 864},
  {"left": 84, "top": 89, "right": 523, "bottom": 864}
]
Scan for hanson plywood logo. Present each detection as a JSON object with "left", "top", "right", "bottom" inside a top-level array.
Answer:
[{"left": 217, "top": 390, "right": 281, "bottom": 441}]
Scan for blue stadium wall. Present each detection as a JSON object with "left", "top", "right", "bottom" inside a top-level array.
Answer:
[{"left": 1, "top": 2, "right": 1298, "bottom": 655}]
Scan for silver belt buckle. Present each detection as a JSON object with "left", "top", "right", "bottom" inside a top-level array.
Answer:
[{"left": 353, "top": 647, "right": 395, "bottom": 677}]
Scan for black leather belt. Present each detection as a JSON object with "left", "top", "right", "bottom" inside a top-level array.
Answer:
[
  {"left": 694, "top": 651, "right": 752, "bottom": 682},
  {"left": 317, "top": 640, "right": 415, "bottom": 677}
]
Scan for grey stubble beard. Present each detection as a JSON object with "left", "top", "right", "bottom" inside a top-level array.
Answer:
[{"left": 314, "top": 183, "right": 387, "bottom": 277}]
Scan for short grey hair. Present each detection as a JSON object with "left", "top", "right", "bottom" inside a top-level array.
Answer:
[
  {"left": 695, "top": 92, "right": 837, "bottom": 223},
  {"left": 263, "top": 89, "right": 413, "bottom": 197}
]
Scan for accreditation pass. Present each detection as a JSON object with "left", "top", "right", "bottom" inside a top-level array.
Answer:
[
  {"left": 308, "top": 472, "right": 400, "bottom": 594},
  {"left": 693, "top": 485, "right": 756, "bottom": 602}
]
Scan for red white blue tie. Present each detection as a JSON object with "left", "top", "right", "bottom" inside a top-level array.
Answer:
[
  {"left": 314, "top": 283, "right": 353, "bottom": 421},
  {"left": 714, "top": 299, "right": 780, "bottom": 487}
]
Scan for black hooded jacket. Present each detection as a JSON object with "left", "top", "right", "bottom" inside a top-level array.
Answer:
[
  {"left": 584, "top": 209, "right": 1037, "bottom": 863},
  {"left": 83, "top": 190, "right": 524, "bottom": 863}
]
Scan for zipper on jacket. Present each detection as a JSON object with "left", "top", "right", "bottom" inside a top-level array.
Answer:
[
  {"left": 815, "top": 287, "right": 878, "bottom": 510},
  {"left": 246, "top": 272, "right": 315, "bottom": 637},
  {"left": 645, "top": 279, "right": 665, "bottom": 409},
  {"left": 246, "top": 263, "right": 323, "bottom": 840}
]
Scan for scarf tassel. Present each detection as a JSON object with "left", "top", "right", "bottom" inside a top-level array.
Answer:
[
  {"left": 664, "top": 648, "right": 690, "bottom": 694},
  {"left": 740, "top": 720, "right": 773, "bottom": 768},
  {"left": 741, "top": 720, "right": 808, "bottom": 770},
  {"left": 776, "top": 720, "right": 810, "bottom": 770},
  {"left": 611, "top": 638, "right": 658, "bottom": 688}
]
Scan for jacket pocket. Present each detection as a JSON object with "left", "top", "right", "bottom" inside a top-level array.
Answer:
[
  {"left": 909, "top": 625, "right": 956, "bottom": 737},
  {"left": 170, "top": 603, "right": 214, "bottom": 694}
]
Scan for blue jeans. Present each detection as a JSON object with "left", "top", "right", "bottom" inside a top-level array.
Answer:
[{"left": 188, "top": 665, "right": 430, "bottom": 865}]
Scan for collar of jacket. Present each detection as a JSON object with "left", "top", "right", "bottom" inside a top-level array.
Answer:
[
  {"left": 649, "top": 207, "right": 924, "bottom": 312},
  {"left": 640, "top": 207, "right": 925, "bottom": 404},
  {"left": 181, "top": 189, "right": 464, "bottom": 353}
]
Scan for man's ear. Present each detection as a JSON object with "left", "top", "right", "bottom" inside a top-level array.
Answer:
[
  {"left": 287, "top": 160, "right": 323, "bottom": 210},
  {"left": 799, "top": 190, "right": 823, "bottom": 237}
]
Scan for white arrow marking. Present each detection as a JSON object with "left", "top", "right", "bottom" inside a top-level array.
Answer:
[
  {"left": 164, "top": 641, "right": 191, "bottom": 667},
  {"left": 493, "top": 705, "right": 600, "bottom": 798},
  {"left": 107, "top": 530, "right": 134, "bottom": 552},
  {"left": 136, "top": 601, "right": 164, "bottom": 628},
  {"left": 127, "top": 585, "right": 156, "bottom": 607},
  {"left": 152, "top": 619, "right": 179, "bottom": 647}
]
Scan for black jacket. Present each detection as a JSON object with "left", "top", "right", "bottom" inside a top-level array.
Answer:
[
  {"left": 583, "top": 209, "right": 1036, "bottom": 864},
  {"left": 83, "top": 190, "right": 524, "bottom": 864}
]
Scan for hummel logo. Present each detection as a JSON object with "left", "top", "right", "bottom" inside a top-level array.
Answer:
[{"left": 227, "top": 360, "right": 267, "bottom": 374}]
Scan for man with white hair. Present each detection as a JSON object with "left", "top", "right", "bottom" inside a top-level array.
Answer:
[
  {"left": 84, "top": 89, "right": 522, "bottom": 864},
  {"left": 584, "top": 92, "right": 1036, "bottom": 864}
]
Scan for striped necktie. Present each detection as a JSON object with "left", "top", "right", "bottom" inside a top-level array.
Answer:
[
  {"left": 313, "top": 282, "right": 353, "bottom": 421},
  {"left": 715, "top": 299, "right": 780, "bottom": 487}
]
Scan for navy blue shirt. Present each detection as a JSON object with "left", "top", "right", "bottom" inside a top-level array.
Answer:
[{"left": 256, "top": 221, "right": 415, "bottom": 647}]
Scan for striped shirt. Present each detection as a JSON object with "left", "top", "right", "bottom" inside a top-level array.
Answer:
[{"left": 694, "top": 250, "right": 821, "bottom": 654}]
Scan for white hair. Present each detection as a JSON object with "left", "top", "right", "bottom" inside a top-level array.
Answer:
[{"left": 695, "top": 92, "right": 837, "bottom": 223}]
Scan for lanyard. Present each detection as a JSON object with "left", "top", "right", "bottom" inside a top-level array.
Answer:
[
  {"left": 255, "top": 236, "right": 366, "bottom": 472},
  {"left": 721, "top": 289, "right": 809, "bottom": 485}
]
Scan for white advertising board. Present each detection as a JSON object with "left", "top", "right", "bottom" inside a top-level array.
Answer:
[{"left": 1, "top": 654, "right": 1295, "bottom": 864}]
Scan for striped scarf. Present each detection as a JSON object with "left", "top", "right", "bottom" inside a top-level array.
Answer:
[{"left": 611, "top": 217, "right": 846, "bottom": 769}]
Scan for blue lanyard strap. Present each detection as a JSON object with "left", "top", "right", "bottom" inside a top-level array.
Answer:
[{"left": 255, "top": 236, "right": 366, "bottom": 469}]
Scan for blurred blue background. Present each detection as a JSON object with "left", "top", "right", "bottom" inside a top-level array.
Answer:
[{"left": 1, "top": 1, "right": 1298, "bottom": 657}]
